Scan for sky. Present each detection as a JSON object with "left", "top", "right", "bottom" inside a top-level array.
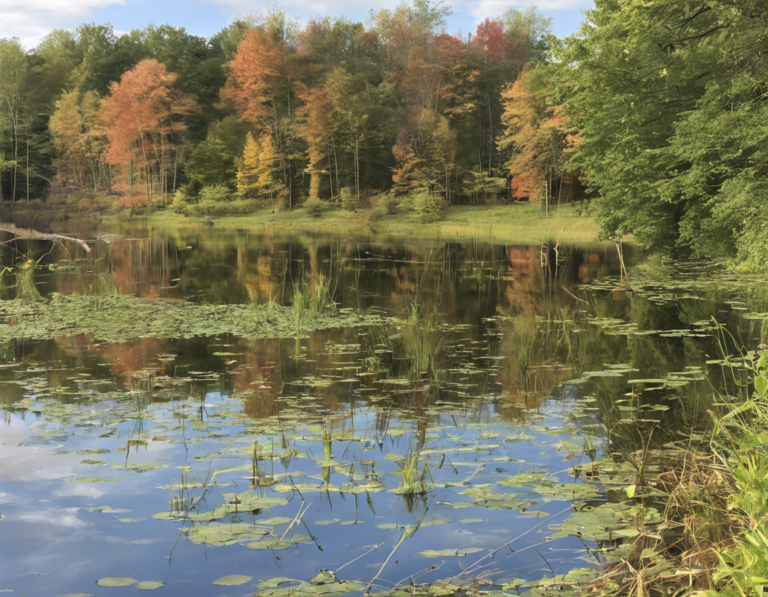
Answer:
[{"left": 0, "top": 0, "right": 594, "bottom": 49}]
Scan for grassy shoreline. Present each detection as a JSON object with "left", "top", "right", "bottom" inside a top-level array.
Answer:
[{"left": 108, "top": 202, "right": 605, "bottom": 245}]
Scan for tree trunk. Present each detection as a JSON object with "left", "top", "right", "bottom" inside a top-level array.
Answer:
[
  {"left": 354, "top": 136, "right": 360, "bottom": 198},
  {"left": 11, "top": 95, "right": 18, "bottom": 203},
  {"left": 0, "top": 222, "right": 91, "bottom": 253},
  {"left": 25, "top": 130, "right": 29, "bottom": 205}
]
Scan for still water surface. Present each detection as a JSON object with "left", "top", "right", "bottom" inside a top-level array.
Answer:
[{"left": 0, "top": 223, "right": 760, "bottom": 596}]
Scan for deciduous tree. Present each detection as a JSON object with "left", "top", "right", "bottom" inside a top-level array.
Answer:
[{"left": 101, "top": 58, "right": 197, "bottom": 207}]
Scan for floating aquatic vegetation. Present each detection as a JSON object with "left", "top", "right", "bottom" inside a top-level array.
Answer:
[
  {"left": 212, "top": 575, "right": 253, "bottom": 586},
  {"left": 135, "top": 581, "right": 165, "bottom": 590},
  {"left": 6, "top": 242, "right": 765, "bottom": 597},
  {"left": 0, "top": 293, "right": 393, "bottom": 343},
  {"left": 246, "top": 534, "right": 312, "bottom": 550},
  {"left": 95, "top": 578, "right": 137, "bottom": 587},
  {"left": 254, "top": 572, "right": 364, "bottom": 597}
]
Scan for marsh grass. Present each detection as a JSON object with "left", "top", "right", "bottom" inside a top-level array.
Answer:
[
  {"left": 398, "top": 447, "right": 432, "bottom": 514},
  {"left": 581, "top": 334, "right": 768, "bottom": 597},
  {"left": 15, "top": 259, "right": 41, "bottom": 303},
  {"left": 291, "top": 274, "right": 336, "bottom": 353},
  {"left": 308, "top": 275, "right": 333, "bottom": 319},
  {"left": 510, "top": 314, "right": 537, "bottom": 393},
  {"left": 86, "top": 272, "right": 118, "bottom": 310},
  {"left": 581, "top": 449, "right": 738, "bottom": 597},
  {"left": 135, "top": 202, "right": 603, "bottom": 245},
  {"left": 400, "top": 297, "right": 445, "bottom": 380}
]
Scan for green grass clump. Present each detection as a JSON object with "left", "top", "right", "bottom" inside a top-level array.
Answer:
[{"left": 15, "top": 260, "right": 41, "bottom": 303}]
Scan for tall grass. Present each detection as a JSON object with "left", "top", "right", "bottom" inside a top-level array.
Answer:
[
  {"left": 308, "top": 274, "right": 333, "bottom": 319},
  {"left": 707, "top": 354, "right": 768, "bottom": 596},
  {"left": 510, "top": 314, "right": 536, "bottom": 392},
  {"left": 15, "top": 259, "right": 41, "bottom": 303},
  {"left": 583, "top": 335, "right": 768, "bottom": 597},
  {"left": 291, "top": 274, "right": 335, "bottom": 353},
  {"left": 401, "top": 297, "right": 444, "bottom": 380},
  {"left": 86, "top": 272, "right": 118, "bottom": 310},
  {"left": 398, "top": 446, "right": 431, "bottom": 514}
]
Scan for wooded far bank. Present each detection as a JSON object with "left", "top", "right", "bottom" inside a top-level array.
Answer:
[{"left": 1, "top": 0, "right": 766, "bottom": 269}]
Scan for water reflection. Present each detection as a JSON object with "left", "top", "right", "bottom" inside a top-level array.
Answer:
[{"left": 0, "top": 224, "right": 762, "bottom": 596}]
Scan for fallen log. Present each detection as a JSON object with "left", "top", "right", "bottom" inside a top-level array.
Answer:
[{"left": 0, "top": 223, "right": 91, "bottom": 253}]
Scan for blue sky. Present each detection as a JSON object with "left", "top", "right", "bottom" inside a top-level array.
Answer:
[{"left": 0, "top": 0, "right": 593, "bottom": 48}]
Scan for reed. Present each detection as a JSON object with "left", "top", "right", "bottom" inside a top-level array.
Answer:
[
  {"left": 15, "top": 259, "right": 41, "bottom": 303},
  {"left": 291, "top": 274, "right": 335, "bottom": 353}
]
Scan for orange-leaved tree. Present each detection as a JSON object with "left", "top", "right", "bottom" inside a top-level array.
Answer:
[
  {"left": 499, "top": 67, "right": 576, "bottom": 213},
  {"left": 101, "top": 58, "right": 197, "bottom": 208},
  {"left": 298, "top": 85, "right": 334, "bottom": 202},
  {"left": 222, "top": 24, "right": 298, "bottom": 205}
]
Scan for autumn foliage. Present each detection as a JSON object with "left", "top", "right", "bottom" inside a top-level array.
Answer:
[
  {"left": 499, "top": 68, "right": 576, "bottom": 206},
  {"left": 29, "top": 3, "right": 575, "bottom": 212},
  {"left": 100, "top": 59, "right": 197, "bottom": 206}
]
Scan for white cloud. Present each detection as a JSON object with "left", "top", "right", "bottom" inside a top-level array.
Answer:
[
  {"left": 213, "top": 0, "right": 590, "bottom": 17},
  {"left": 18, "top": 507, "right": 87, "bottom": 528},
  {"left": 0, "top": 0, "right": 122, "bottom": 14},
  {"left": 54, "top": 484, "right": 105, "bottom": 499},
  {"left": 0, "top": 0, "right": 125, "bottom": 47},
  {"left": 0, "top": 446, "right": 74, "bottom": 481},
  {"left": 468, "top": 0, "right": 591, "bottom": 19}
]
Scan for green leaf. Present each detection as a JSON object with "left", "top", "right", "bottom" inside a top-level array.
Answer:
[
  {"left": 96, "top": 578, "right": 137, "bottom": 587},
  {"left": 212, "top": 575, "right": 253, "bottom": 586}
]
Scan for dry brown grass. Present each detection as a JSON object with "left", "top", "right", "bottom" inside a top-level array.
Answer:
[{"left": 584, "top": 450, "right": 740, "bottom": 597}]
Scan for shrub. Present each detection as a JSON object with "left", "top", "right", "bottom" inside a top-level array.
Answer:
[
  {"left": 305, "top": 198, "right": 324, "bottom": 218},
  {"left": 368, "top": 206, "right": 386, "bottom": 223},
  {"left": 411, "top": 189, "right": 442, "bottom": 223},
  {"left": 199, "top": 184, "right": 232, "bottom": 203},
  {"left": 273, "top": 188, "right": 289, "bottom": 212},
  {"left": 382, "top": 194, "right": 397, "bottom": 214},
  {"left": 77, "top": 198, "right": 95, "bottom": 212},
  {"left": 340, "top": 187, "right": 358, "bottom": 212},
  {"left": 192, "top": 198, "right": 257, "bottom": 216},
  {"left": 117, "top": 193, "right": 147, "bottom": 210},
  {"left": 171, "top": 188, "right": 195, "bottom": 216}
]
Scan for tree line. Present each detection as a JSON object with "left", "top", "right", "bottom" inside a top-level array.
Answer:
[
  {"left": 1, "top": 0, "right": 767, "bottom": 268},
  {"left": 0, "top": 2, "right": 557, "bottom": 211}
]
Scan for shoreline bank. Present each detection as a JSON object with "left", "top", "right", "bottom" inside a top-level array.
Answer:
[{"left": 105, "top": 203, "right": 605, "bottom": 245}]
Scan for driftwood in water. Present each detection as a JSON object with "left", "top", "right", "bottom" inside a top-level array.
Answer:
[{"left": 0, "top": 223, "right": 91, "bottom": 253}]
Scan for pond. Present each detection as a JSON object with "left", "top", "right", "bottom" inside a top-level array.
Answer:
[{"left": 0, "top": 222, "right": 764, "bottom": 596}]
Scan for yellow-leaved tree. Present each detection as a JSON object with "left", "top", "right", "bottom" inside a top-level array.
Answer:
[
  {"left": 257, "top": 132, "right": 282, "bottom": 211},
  {"left": 236, "top": 133, "right": 261, "bottom": 197}
]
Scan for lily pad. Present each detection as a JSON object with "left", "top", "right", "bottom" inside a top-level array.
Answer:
[
  {"left": 136, "top": 581, "right": 165, "bottom": 590},
  {"left": 212, "top": 575, "right": 253, "bottom": 586},
  {"left": 95, "top": 578, "right": 137, "bottom": 587}
]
